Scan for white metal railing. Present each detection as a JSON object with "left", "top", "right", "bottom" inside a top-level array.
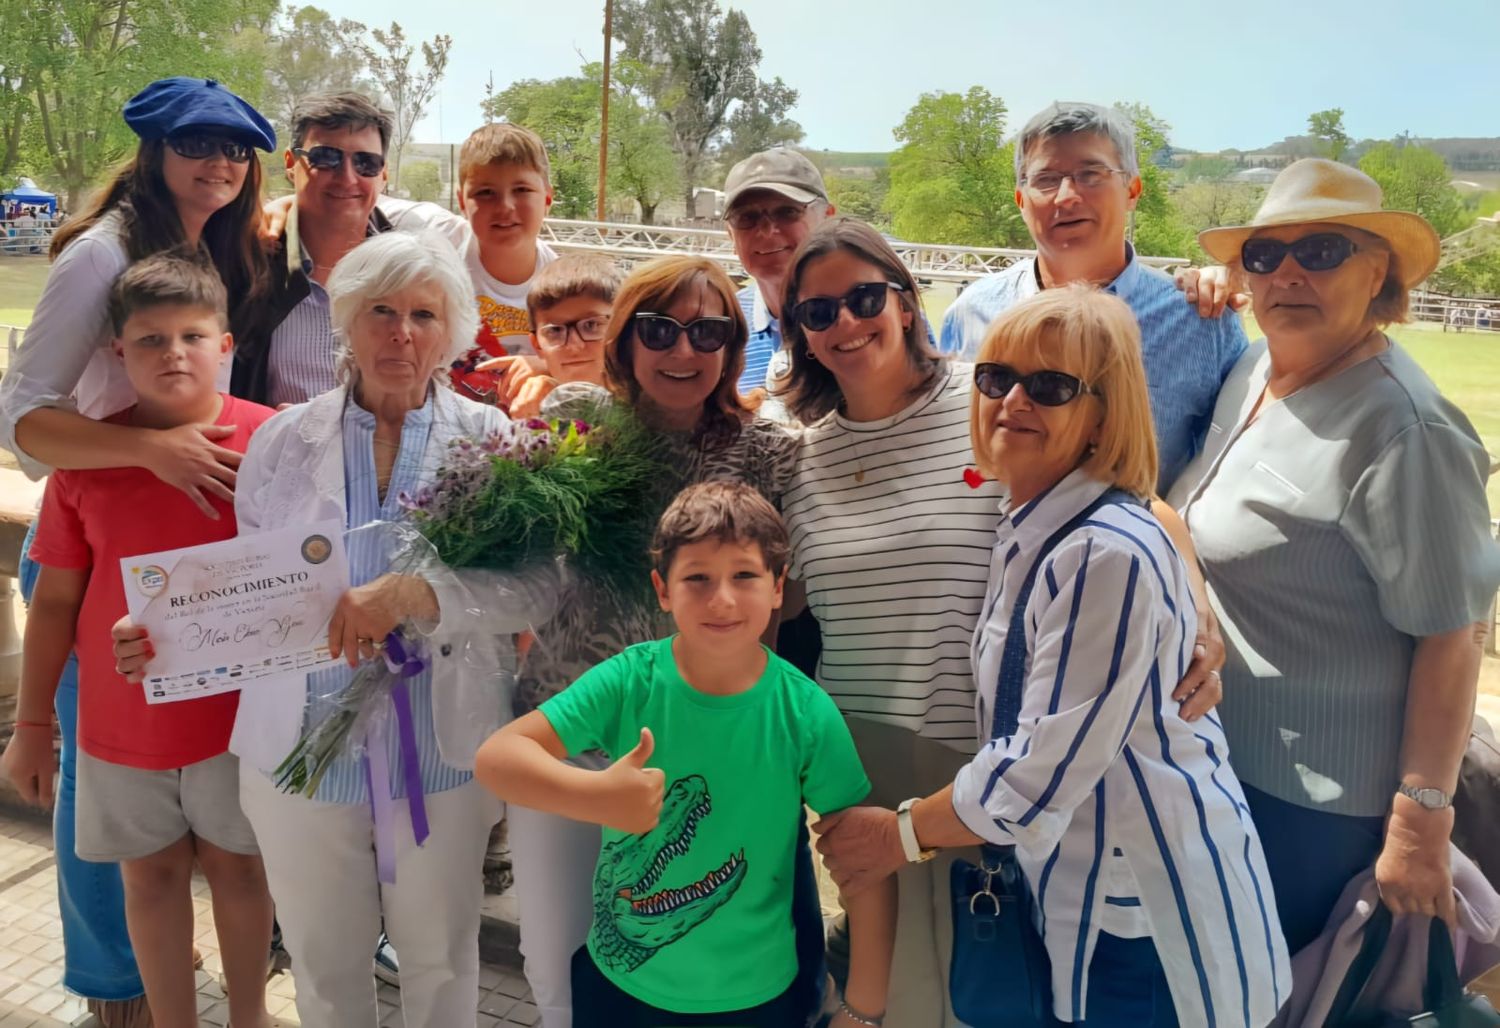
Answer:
[
  {"left": 541, "top": 218, "right": 1190, "bottom": 283},
  {"left": 0, "top": 217, "right": 56, "bottom": 256}
]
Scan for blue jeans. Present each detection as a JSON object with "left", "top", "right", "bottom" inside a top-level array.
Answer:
[
  {"left": 20, "top": 524, "right": 144, "bottom": 1000},
  {"left": 1076, "top": 932, "right": 1179, "bottom": 1027}
]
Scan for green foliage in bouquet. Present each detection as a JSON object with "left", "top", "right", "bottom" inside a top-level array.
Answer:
[{"left": 400, "top": 398, "right": 678, "bottom": 598}]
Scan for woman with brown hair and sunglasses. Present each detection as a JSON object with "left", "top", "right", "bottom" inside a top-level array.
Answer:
[
  {"left": 0, "top": 76, "right": 274, "bottom": 1027},
  {"left": 510, "top": 255, "right": 811, "bottom": 1026}
]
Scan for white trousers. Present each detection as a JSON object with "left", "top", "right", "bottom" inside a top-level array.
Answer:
[
  {"left": 240, "top": 771, "right": 501, "bottom": 1028},
  {"left": 505, "top": 803, "right": 601, "bottom": 1028}
]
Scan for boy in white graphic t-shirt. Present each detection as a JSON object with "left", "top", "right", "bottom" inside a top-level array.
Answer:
[{"left": 381, "top": 123, "right": 560, "bottom": 404}]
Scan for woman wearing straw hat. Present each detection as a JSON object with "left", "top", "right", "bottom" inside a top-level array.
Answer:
[{"left": 1168, "top": 158, "right": 1500, "bottom": 953}]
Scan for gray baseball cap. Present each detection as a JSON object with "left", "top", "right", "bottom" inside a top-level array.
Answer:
[{"left": 723, "top": 148, "right": 827, "bottom": 211}]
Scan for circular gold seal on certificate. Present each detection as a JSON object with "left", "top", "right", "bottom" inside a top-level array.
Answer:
[{"left": 301, "top": 534, "right": 332, "bottom": 565}]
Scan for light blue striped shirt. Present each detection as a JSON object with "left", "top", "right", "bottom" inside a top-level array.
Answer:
[
  {"left": 939, "top": 246, "right": 1246, "bottom": 492},
  {"left": 301, "top": 394, "right": 472, "bottom": 805},
  {"left": 737, "top": 283, "right": 781, "bottom": 397},
  {"left": 266, "top": 261, "right": 337, "bottom": 408},
  {"left": 953, "top": 469, "right": 1290, "bottom": 1026}
]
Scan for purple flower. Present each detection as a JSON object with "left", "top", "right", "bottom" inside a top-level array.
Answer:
[{"left": 525, "top": 418, "right": 549, "bottom": 431}]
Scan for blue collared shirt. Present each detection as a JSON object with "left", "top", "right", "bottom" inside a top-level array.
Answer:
[
  {"left": 737, "top": 283, "right": 782, "bottom": 397},
  {"left": 939, "top": 246, "right": 1247, "bottom": 493}
]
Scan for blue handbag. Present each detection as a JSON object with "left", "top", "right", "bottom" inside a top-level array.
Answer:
[{"left": 948, "top": 489, "right": 1139, "bottom": 1028}]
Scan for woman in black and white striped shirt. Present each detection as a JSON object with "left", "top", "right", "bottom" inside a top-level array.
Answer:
[{"left": 777, "top": 220, "right": 1001, "bottom": 1027}]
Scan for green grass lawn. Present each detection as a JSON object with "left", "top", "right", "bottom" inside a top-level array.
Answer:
[{"left": 0, "top": 256, "right": 49, "bottom": 328}]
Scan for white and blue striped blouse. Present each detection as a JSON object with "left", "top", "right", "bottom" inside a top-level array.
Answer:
[
  {"left": 300, "top": 395, "right": 473, "bottom": 805},
  {"left": 951, "top": 469, "right": 1290, "bottom": 1027}
]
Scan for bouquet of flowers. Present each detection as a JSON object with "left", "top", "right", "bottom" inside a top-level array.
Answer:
[
  {"left": 274, "top": 396, "right": 676, "bottom": 804},
  {"left": 399, "top": 396, "right": 676, "bottom": 601}
]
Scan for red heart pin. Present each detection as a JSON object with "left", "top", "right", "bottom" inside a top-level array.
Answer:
[{"left": 962, "top": 468, "right": 986, "bottom": 489}]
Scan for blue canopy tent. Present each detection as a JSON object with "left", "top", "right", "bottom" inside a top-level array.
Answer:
[{"left": 1, "top": 180, "right": 58, "bottom": 217}]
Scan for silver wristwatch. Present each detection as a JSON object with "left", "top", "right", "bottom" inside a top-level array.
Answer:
[{"left": 1396, "top": 782, "right": 1453, "bottom": 810}]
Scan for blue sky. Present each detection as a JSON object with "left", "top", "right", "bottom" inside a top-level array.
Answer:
[{"left": 322, "top": 0, "right": 1498, "bottom": 153}]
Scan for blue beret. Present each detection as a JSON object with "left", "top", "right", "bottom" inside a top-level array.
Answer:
[{"left": 123, "top": 77, "right": 276, "bottom": 153}]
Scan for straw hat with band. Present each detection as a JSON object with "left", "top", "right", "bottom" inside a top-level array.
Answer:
[{"left": 1198, "top": 158, "right": 1440, "bottom": 288}]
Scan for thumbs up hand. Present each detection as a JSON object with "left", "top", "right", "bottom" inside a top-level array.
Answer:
[{"left": 596, "top": 727, "right": 665, "bottom": 834}]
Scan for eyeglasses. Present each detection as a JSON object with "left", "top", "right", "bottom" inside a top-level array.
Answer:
[
  {"left": 633, "top": 313, "right": 735, "bottom": 353},
  {"left": 536, "top": 317, "right": 609, "bottom": 348},
  {"left": 1240, "top": 233, "right": 1359, "bottom": 275},
  {"left": 973, "top": 363, "right": 1098, "bottom": 406},
  {"left": 292, "top": 145, "right": 387, "bottom": 179},
  {"left": 724, "top": 202, "right": 812, "bottom": 232},
  {"left": 167, "top": 135, "right": 252, "bottom": 164},
  {"left": 790, "top": 282, "right": 905, "bottom": 332},
  {"left": 1022, "top": 166, "right": 1128, "bottom": 196}
]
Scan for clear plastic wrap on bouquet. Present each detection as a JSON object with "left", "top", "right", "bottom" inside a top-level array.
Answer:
[{"left": 274, "top": 519, "right": 569, "bottom": 798}]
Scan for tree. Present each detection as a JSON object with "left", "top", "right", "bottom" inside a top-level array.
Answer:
[
  {"left": 1307, "top": 108, "right": 1352, "bottom": 162},
  {"left": 12, "top": 0, "right": 277, "bottom": 210},
  {"left": 483, "top": 74, "right": 600, "bottom": 218},
  {"left": 884, "top": 87, "right": 1024, "bottom": 247},
  {"left": 825, "top": 174, "right": 885, "bottom": 228},
  {"left": 362, "top": 22, "right": 451, "bottom": 191},
  {"left": 264, "top": 6, "right": 373, "bottom": 133},
  {"left": 1359, "top": 141, "right": 1472, "bottom": 239},
  {"left": 402, "top": 158, "right": 443, "bottom": 203},
  {"left": 602, "top": 62, "right": 680, "bottom": 224},
  {"left": 1179, "top": 155, "right": 1237, "bottom": 182},
  {"left": 1115, "top": 102, "right": 1195, "bottom": 258},
  {"left": 719, "top": 76, "right": 802, "bottom": 167},
  {"left": 613, "top": 0, "right": 794, "bottom": 210}
]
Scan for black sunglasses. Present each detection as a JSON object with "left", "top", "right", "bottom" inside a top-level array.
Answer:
[
  {"left": 974, "top": 363, "right": 1098, "bottom": 406},
  {"left": 790, "top": 282, "right": 905, "bottom": 332},
  {"left": 633, "top": 313, "right": 735, "bottom": 353},
  {"left": 725, "top": 202, "right": 812, "bottom": 232},
  {"left": 1241, "top": 233, "right": 1359, "bottom": 275},
  {"left": 292, "top": 145, "right": 387, "bottom": 179},
  {"left": 167, "top": 134, "right": 252, "bottom": 163}
]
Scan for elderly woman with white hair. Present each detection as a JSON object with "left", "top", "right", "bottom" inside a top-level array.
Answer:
[{"left": 225, "top": 230, "right": 535, "bottom": 1027}]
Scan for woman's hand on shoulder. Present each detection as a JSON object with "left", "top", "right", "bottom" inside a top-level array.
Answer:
[
  {"left": 142, "top": 423, "right": 243, "bottom": 518},
  {"left": 260, "top": 194, "right": 295, "bottom": 249},
  {"left": 1173, "top": 265, "right": 1249, "bottom": 318}
]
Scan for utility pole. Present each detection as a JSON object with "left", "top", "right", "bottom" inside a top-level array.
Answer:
[{"left": 596, "top": 0, "right": 613, "bottom": 222}]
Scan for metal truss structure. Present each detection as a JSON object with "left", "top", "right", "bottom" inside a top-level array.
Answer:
[{"left": 540, "top": 218, "right": 1190, "bottom": 283}]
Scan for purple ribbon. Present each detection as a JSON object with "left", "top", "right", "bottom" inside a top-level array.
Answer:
[{"left": 365, "top": 630, "right": 431, "bottom": 884}]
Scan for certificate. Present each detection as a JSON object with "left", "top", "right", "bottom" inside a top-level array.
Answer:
[{"left": 120, "top": 521, "right": 349, "bottom": 704}]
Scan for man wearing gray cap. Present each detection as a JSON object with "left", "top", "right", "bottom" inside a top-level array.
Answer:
[{"left": 721, "top": 148, "right": 836, "bottom": 401}]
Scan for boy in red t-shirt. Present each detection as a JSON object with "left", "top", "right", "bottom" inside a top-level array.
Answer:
[{"left": 11, "top": 254, "right": 277, "bottom": 1028}]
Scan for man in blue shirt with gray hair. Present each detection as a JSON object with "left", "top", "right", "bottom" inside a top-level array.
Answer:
[{"left": 941, "top": 101, "right": 1245, "bottom": 493}]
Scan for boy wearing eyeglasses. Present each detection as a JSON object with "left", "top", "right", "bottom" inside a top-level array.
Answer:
[{"left": 502, "top": 254, "right": 625, "bottom": 417}]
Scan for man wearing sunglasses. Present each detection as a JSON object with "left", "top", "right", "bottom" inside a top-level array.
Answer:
[
  {"left": 233, "top": 91, "right": 398, "bottom": 407},
  {"left": 721, "top": 149, "right": 837, "bottom": 410},
  {"left": 939, "top": 101, "right": 1247, "bottom": 495}
]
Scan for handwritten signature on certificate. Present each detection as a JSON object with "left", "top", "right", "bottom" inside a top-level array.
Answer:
[{"left": 120, "top": 521, "right": 350, "bottom": 704}]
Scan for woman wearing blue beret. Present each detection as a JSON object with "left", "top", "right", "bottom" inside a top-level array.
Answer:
[{"left": 0, "top": 76, "right": 276, "bottom": 1028}]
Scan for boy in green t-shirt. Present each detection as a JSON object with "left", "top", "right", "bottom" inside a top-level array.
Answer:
[{"left": 477, "top": 482, "right": 894, "bottom": 1027}]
